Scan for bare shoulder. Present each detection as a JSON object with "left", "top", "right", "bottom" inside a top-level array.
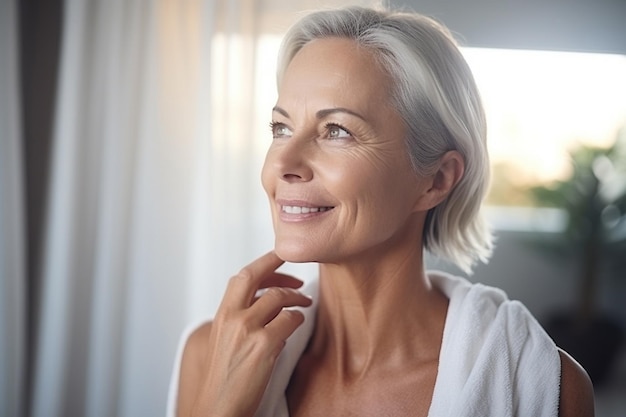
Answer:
[
  {"left": 182, "top": 321, "right": 214, "bottom": 362},
  {"left": 176, "top": 321, "right": 213, "bottom": 417},
  {"left": 558, "top": 349, "right": 595, "bottom": 417}
]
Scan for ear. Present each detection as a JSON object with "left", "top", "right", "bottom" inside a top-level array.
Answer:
[{"left": 413, "top": 150, "right": 465, "bottom": 211}]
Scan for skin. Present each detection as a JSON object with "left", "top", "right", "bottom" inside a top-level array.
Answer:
[{"left": 176, "top": 37, "right": 594, "bottom": 417}]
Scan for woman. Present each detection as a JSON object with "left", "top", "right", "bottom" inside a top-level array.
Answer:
[{"left": 168, "top": 6, "right": 594, "bottom": 417}]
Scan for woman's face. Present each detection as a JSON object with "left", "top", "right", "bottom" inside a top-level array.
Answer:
[{"left": 262, "top": 37, "right": 432, "bottom": 263}]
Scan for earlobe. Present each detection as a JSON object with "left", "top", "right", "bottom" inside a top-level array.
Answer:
[{"left": 414, "top": 150, "right": 465, "bottom": 211}]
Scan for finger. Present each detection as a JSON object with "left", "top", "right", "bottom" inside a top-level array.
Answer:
[
  {"left": 248, "top": 286, "right": 312, "bottom": 327},
  {"left": 259, "top": 272, "right": 304, "bottom": 290},
  {"left": 222, "top": 251, "right": 285, "bottom": 310},
  {"left": 264, "top": 309, "right": 306, "bottom": 353},
  {"left": 252, "top": 274, "right": 305, "bottom": 304}
]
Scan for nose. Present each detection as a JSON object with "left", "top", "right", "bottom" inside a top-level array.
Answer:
[{"left": 270, "top": 138, "right": 314, "bottom": 183}]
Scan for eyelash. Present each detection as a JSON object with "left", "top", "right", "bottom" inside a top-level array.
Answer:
[
  {"left": 323, "top": 122, "right": 352, "bottom": 139},
  {"left": 269, "top": 121, "right": 290, "bottom": 138}
]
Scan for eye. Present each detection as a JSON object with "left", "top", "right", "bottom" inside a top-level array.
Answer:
[
  {"left": 270, "top": 121, "right": 293, "bottom": 139},
  {"left": 325, "top": 123, "right": 352, "bottom": 140}
]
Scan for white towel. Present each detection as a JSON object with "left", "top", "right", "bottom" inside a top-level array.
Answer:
[
  {"left": 427, "top": 272, "right": 561, "bottom": 416},
  {"left": 166, "top": 273, "right": 560, "bottom": 417}
]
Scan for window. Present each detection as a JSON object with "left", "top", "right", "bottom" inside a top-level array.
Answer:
[{"left": 462, "top": 48, "right": 626, "bottom": 207}]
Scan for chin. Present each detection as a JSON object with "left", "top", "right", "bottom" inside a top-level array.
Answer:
[
  {"left": 274, "top": 240, "right": 320, "bottom": 264},
  {"left": 274, "top": 246, "right": 311, "bottom": 264}
]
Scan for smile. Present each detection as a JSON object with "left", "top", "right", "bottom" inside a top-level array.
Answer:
[{"left": 281, "top": 205, "right": 333, "bottom": 214}]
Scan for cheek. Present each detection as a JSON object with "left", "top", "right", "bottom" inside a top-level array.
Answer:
[
  {"left": 347, "top": 156, "right": 422, "bottom": 218},
  {"left": 325, "top": 149, "right": 406, "bottom": 198},
  {"left": 321, "top": 158, "right": 394, "bottom": 225},
  {"left": 314, "top": 152, "right": 367, "bottom": 202}
]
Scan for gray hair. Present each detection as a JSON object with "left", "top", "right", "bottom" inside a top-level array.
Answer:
[{"left": 276, "top": 6, "right": 493, "bottom": 273}]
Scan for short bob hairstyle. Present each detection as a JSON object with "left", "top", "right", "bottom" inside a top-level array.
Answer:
[{"left": 276, "top": 6, "right": 493, "bottom": 273}]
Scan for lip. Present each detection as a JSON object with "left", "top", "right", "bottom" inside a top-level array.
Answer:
[{"left": 276, "top": 199, "right": 335, "bottom": 221}]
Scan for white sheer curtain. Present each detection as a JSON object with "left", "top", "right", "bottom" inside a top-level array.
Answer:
[
  {"left": 0, "top": 1, "right": 25, "bottom": 416},
  {"left": 15, "top": 1, "right": 376, "bottom": 417},
  {"left": 32, "top": 1, "right": 219, "bottom": 416}
]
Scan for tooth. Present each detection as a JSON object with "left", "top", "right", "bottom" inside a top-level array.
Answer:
[{"left": 282, "top": 205, "right": 333, "bottom": 214}]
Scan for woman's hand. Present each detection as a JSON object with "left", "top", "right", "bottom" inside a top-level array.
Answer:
[{"left": 177, "top": 251, "right": 313, "bottom": 417}]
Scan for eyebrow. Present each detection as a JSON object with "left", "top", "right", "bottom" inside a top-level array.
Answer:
[{"left": 272, "top": 106, "right": 366, "bottom": 121}]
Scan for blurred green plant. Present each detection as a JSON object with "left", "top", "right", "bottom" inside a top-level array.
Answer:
[{"left": 527, "top": 127, "right": 626, "bottom": 323}]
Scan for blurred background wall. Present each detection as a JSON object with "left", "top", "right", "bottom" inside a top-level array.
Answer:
[
  {"left": 1, "top": 0, "right": 625, "bottom": 416},
  {"left": 394, "top": 0, "right": 626, "bottom": 54}
]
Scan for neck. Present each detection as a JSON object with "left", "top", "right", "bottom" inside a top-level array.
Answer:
[{"left": 310, "top": 241, "right": 448, "bottom": 381}]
